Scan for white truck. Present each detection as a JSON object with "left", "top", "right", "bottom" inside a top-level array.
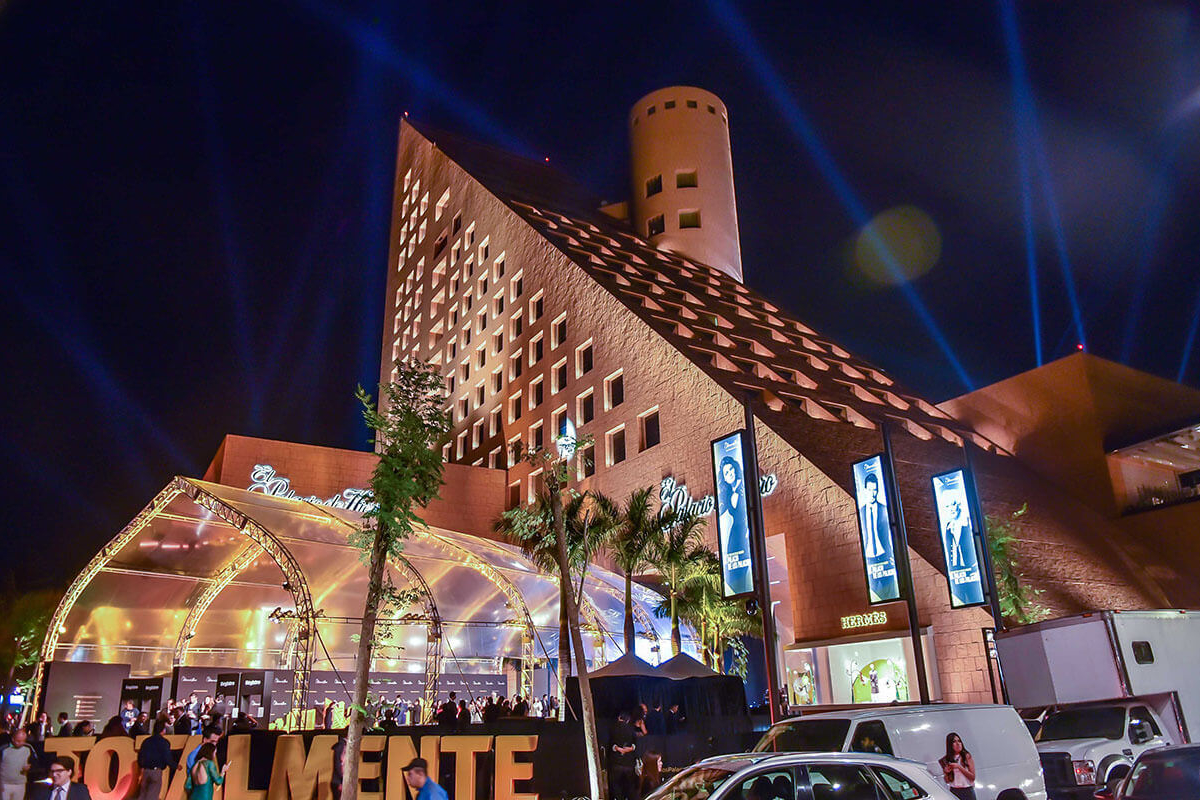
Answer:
[{"left": 995, "top": 610, "right": 1200, "bottom": 800}]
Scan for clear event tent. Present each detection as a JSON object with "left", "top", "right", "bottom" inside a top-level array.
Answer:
[{"left": 34, "top": 476, "right": 683, "bottom": 722}]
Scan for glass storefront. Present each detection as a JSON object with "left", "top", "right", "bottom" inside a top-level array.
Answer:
[{"left": 783, "top": 630, "right": 938, "bottom": 707}]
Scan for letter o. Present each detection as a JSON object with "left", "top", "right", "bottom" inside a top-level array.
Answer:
[{"left": 83, "top": 737, "right": 137, "bottom": 800}]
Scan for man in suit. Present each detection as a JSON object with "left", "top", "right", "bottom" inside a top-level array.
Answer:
[
  {"left": 54, "top": 715, "right": 71, "bottom": 738},
  {"left": 858, "top": 473, "right": 891, "bottom": 560},
  {"left": 28, "top": 756, "right": 90, "bottom": 800}
]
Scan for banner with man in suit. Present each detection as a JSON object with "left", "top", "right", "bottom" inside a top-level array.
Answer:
[{"left": 852, "top": 455, "right": 901, "bottom": 603}]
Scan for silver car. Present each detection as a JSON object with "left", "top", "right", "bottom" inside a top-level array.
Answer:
[{"left": 647, "top": 751, "right": 959, "bottom": 800}]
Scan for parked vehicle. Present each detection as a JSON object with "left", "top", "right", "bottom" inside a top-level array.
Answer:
[
  {"left": 1092, "top": 743, "right": 1200, "bottom": 799},
  {"left": 647, "top": 751, "right": 958, "bottom": 800},
  {"left": 995, "top": 611, "right": 1200, "bottom": 798},
  {"left": 753, "top": 704, "right": 1046, "bottom": 800}
]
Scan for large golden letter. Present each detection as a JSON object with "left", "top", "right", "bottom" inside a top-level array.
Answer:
[
  {"left": 42, "top": 736, "right": 96, "bottom": 778},
  {"left": 356, "top": 737, "right": 387, "bottom": 800},
  {"left": 223, "top": 735, "right": 266, "bottom": 800},
  {"left": 83, "top": 736, "right": 137, "bottom": 800},
  {"left": 267, "top": 734, "right": 337, "bottom": 800},
  {"left": 437, "top": 737, "right": 492, "bottom": 800},
  {"left": 165, "top": 736, "right": 201, "bottom": 800},
  {"left": 383, "top": 736, "right": 440, "bottom": 800},
  {"left": 493, "top": 736, "right": 537, "bottom": 800}
]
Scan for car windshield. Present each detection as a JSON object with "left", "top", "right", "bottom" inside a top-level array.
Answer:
[
  {"left": 754, "top": 719, "right": 851, "bottom": 753},
  {"left": 646, "top": 764, "right": 745, "bottom": 800},
  {"left": 1037, "top": 707, "right": 1125, "bottom": 741},
  {"left": 1123, "top": 750, "right": 1200, "bottom": 799}
]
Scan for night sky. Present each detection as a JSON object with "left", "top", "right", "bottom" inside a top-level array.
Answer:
[{"left": 3, "top": 1, "right": 1199, "bottom": 591}]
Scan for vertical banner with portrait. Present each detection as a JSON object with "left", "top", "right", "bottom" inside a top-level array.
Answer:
[
  {"left": 931, "top": 469, "right": 987, "bottom": 608},
  {"left": 711, "top": 430, "right": 756, "bottom": 598},
  {"left": 852, "top": 454, "right": 902, "bottom": 604}
]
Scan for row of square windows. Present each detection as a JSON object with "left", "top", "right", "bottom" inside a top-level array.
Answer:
[
  {"left": 443, "top": 299, "right": 564, "bottom": 401},
  {"left": 446, "top": 370, "right": 629, "bottom": 465},
  {"left": 646, "top": 210, "right": 701, "bottom": 237},
  {"left": 645, "top": 170, "right": 698, "bottom": 198},
  {"left": 633, "top": 98, "right": 726, "bottom": 122}
]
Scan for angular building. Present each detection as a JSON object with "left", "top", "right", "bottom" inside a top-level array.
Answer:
[{"left": 380, "top": 87, "right": 1190, "bottom": 706}]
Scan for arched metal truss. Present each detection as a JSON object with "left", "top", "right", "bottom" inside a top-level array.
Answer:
[
  {"left": 173, "top": 543, "right": 265, "bottom": 666},
  {"left": 30, "top": 477, "right": 318, "bottom": 725}
]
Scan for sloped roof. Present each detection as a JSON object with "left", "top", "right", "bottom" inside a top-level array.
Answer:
[
  {"left": 589, "top": 653, "right": 662, "bottom": 679},
  {"left": 658, "top": 653, "right": 719, "bottom": 679},
  {"left": 411, "top": 119, "right": 997, "bottom": 455}
]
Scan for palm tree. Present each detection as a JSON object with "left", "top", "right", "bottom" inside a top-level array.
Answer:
[
  {"left": 669, "top": 550, "right": 760, "bottom": 674},
  {"left": 649, "top": 506, "right": 707, "bottom": 655},
  {"left": 608, "top": 487, "right": 674, "bottom": 655},
  {"left": 495, "top": 488, "right": 616, "bottom": 718}
]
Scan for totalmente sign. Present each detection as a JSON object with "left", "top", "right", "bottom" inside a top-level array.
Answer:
[
  {"left": 43, "top": 731, "right": 556, "bottom": 800},
  {"left": 841, "top": 611, "right": 888, "bottom": 630},
  {"left": 659, "top": 473, "right": 778, "bottom": 518},
  {"left": 248, "top": 464, "right": 378, "bottom": 513}
]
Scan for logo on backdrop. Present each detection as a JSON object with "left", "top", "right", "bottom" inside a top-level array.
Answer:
[
  {"left": 852, "top": 454, "right": 901, "bottom": 604},
  {"left": 931, "top": 469, "right": 986, "bottom": 608},
  {"left": 248, "top": 465, "right": 378, "bottom": 513}
]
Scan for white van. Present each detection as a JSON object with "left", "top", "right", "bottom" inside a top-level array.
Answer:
[{"left": 753, "top": 704, "right": 1047, "bottom": 800}]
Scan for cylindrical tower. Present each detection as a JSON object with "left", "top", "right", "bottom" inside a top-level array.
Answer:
[{"left": 628, "top": 86, "right": 743, "bottom": 281}]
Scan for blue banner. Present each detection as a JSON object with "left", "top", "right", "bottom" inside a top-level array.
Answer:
[
  {"left": 932, "top": 469, "right": 987, "bottom": 608},
  {"left": 852, "top": 454, "right": 901, "bottom": 604},
  {"left": 712, "top": 430, "right": 756, "bottom": 598}
]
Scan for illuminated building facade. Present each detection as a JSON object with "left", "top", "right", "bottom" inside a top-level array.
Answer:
[{"left": 381, "top": 88, "right": 1194, "bottom": 705}]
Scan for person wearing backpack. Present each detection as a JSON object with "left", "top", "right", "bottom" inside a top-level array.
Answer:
[{"left": 184, "top": 743, "right": 228, "bottom": 800}]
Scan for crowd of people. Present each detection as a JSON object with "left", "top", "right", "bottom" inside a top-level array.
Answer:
[{"left": 311, "top": 691, "right": 562, "bottom": 731}]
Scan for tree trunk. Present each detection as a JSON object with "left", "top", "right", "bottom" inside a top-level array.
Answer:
[
  {"left": 557, "top": 580, "right": 570, "bottom": 721},
  {"left": 698, "top": 620, "right": 708, "bottom": 668},
  {"left": 669, "top": 589, "right": 681, "bottom": 656},
  {"left": 342, "top": 524, "right": 389, "bottom": 800},
  {"left": 549, "top": 483, "right": 604, "bottom": 800},
  {"left": 623, "top": 572, "right": 635, "bottom": 656}
]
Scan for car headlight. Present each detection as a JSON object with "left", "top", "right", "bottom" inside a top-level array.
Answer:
[{"left": 1072, "top": 760, "right": 1096, "bottom": 786}]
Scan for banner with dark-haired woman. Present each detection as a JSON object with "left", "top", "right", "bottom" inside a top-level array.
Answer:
[
  {"left": 852, "top": 455, "right": 901, "bottom": 604},
  {"left": 711, "top": 431, "right": 756, "bottom": 598},
  {"left": 931, "top": 469, "right": 987, "bottom": 608}
]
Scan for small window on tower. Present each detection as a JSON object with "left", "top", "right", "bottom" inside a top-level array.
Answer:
[
  {"left": 676, "top": 170, "right": 698, "bottom": 189},
  {"left": 647, "top": 214, "right": 665, "bottom": 237},
  {"left": 686, "top": 99, "right": 698, "bottom": 109},
  {"left": 647, "top": 105, "right": 657, "bottom": 116},
  {"left": 707, "top": 104, "right": 716, "bottom": 114},
  {"left": 645, "top": 175, "right": 663, "bottom": 198},
  {"left": 679, "top": 210, "right": 701, "bottom": 229},
  {"left": 664, "top": 100, "right": 676, "bottom": 109}
]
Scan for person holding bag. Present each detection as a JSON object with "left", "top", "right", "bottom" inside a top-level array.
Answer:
[{"left": 184, "top": 743, "right": 229, "bottom": 800}]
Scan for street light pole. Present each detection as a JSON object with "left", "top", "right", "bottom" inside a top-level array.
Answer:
[{"left": 742, "top": 395, "right": 783, "bottom": 723}]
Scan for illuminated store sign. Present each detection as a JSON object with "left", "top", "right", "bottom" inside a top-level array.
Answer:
[
  {"left": 248, "top": 465, "right": 378, "bottom": 513},
  {"left": 852, "top": 454, "right": 901, "bottom": 605},
  {"left": 931, "top": 469, "right": 987, "bottom": 608},
  {"left": 841, "top": 611, "right": 887, "bottom": 630},
  {"left": 658, "top": 473, "right": 777, "bottom": 518}
]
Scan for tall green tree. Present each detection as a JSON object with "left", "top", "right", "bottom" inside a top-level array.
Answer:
[
  {"left": 343, "top": 359, "right": 450, "bottom": 800},
  {"left": 986, "top": 504, "right": 1050, "bottom": 625},
  {"left": 649, "top": 509, "right": 707, "bottom": 655},
  {"left": 0, "top": 586, "right": 58, "bottom": 720},
  {"left": 609, "top": 487, "right": 671, "bottom": 655}
]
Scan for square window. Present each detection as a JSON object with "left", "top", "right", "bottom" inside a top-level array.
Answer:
[
  {"left": 452, "top": 213, "right": 462, "bottom": 234},
  {"left": 553, "top": 360, "right": 568, "bottom": 393},
  {"left": 491, "top": 369, "right": 503, "bottom": 393},
  {"left": 475, "top": 384, "right": 484, "bottom": 407},
  {"left": 576, "top": 343, "right": 594, "bottom": 376},
  {"left": 458, "top": 397, "right": 469, "bottom": 420},
  {"left": 476, "top": 346, "right": 486, "bottom": 369},
  {"left": 664, "top": 100, "right": 676, "bottom": 109},
  {"left": 507, "top": 437, "right": 521, "bottom": 468},
  {"left": 447, "top": 374, "right": 456, "bottom": 394},
  {"left": 451, "top": 242, "right": 461, "bottom": 265},
  {"left": 553, "top": 407, "right": 567, "bottom": 439},
  {"left": 578, "top": 390, "right": 594, "bottom": 424},
  {"left": 494, "top": 256, "right": 505, "bottom": 279},
  {"left": 647, "top": 105, "right": 656, "bottom": 116},
  {"left": 530, "top": 292, "right": 544, "bottom": 321},
  {"left": 511, "top": 313, "right": 524, "bottom": 340},
  {"left": 493, "top": 293, "right": 505, "bottom": 316},
  {"left": 460, "top": 361, "right": 470, "bottom": 382},
  {"left": 686, "top": 99, "right": 698, "bottom": 108},
  {"left": 509, "top": 351, "right": 523, "bottom": 380},
  {"left": 607, "top": 427, "right": 626, "bottom": 466},
  {"left": 639, "top": 410, "right": 660, "bottom": 451},
  {"left": 512, "top": 274, "right": 524, "bottom": 300},
  {"left": 456, "top": 430, "right": 467, "bottom": 460},
  {"left": 492, "top": 330, "right": 503, "bottom": 354},
  {"left": 679, "top": 209, "right": 701, "bottom": 228},
  {"left": 552, "top": 316, "right": 567, "bottom": 348},
  {"left": 507, "top": 480, "right": 520, "bottom": 507},
  {"left": 472, "top": 420, "right": 483, "bottom": 448},
  {"left": 489, "top": 448, "right": 502, "bottom": 469},
  {"left": 578, "top": 444, "right": 595, "bottom": 479},
  {"left": 489, "top": 407, "right": 501, "bottom": 437},
  {"left": 707, "top": 104, "right": 716, "bottom": 114},
  {"left": 676, "top": 170, "right": 698, "bottom": 188},
  {"left": 442, "top": 442, "right": 452, "bottom": 461},
  {"left": 509, "top": 392, "right": 523, "bottom": 423},
  {"left": 530, "top": 421, "right": 544, "bottom": 451},
  {"left": 647, "top": 214, "right": 665, "bottom": 237},
  {"left": 530, "top": 377, "right": 544, "bottom": 408},
  {"left": 530, "top": 334, "right": 544, "bottom": 364},
  {"left": 645, "top": 174, "right": 663, "bottom": 197},
  {"left": 435, "top": 188, "right": 450, "bottom": 221},
  {"left": 605, "top": 372, "right": 624, "bottom": 410}
]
